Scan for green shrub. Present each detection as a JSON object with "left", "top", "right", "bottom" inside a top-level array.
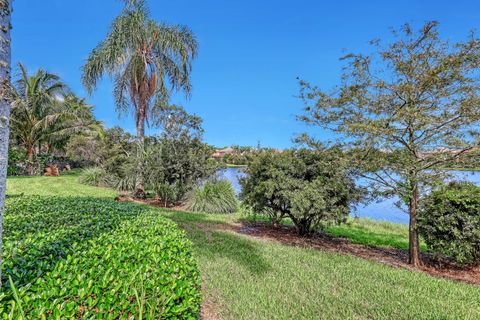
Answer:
[
  {"left": 78, "top": 167, "right": 110, "bottom": 187},
  {"left": 7, "top": 147, "right": 26, "bottom": 176},
  {"left": 187, "top": 180, "right": 239, "bottom": 214},
  {"left": 144, "top": 136, "right": 217, "bottom": 204},
  {"left": 418, "top": 182, "right": 480, "bottom": 266},
  {"left": 0, "top": 196, "right": 201, "bottom": 318},
  {"left": 241, "top": 149, "right": 360, "bottom": 235}
]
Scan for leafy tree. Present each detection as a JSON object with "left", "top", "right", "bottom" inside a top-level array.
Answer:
[
  {"left": 0, "top": 0, "right": 12, "bottom": 289},
  {"left": 82, "top": 0, "right": 198, "bottom": 198},
  {"left": 298, "top": 22, "right": 480, "bottom": 266},
  {"left": 241, "top": 149, "right": 359, "bottom": 235}
]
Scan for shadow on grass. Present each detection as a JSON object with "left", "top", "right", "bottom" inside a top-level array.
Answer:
[
  {"left": 2, "top": 196, "right": 147, "bottom": 290},
  {"left": 164, "top": 211, "right": 271, "bottom": 276}
]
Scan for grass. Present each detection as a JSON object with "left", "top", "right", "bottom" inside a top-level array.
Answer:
[
  {"left": 242, "top": 214, "right": 418, "bottom": 251},
  {"left": 6, "top": 173, "right": 480, "bottom": 319},
  {"left": 325, "top": 218, "right": 428, "bottom": 250},
  {"left": 7, "top": 171, "right": 116, "bottom": 198}
]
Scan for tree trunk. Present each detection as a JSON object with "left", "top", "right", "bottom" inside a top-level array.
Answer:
[
  {"left": 26, "top": 145, "right": 34, "bottom": 176},
  {"left": 0, "top": 0, "right": 12, "bottom": 289},
  {"left": 296, "top": 219, "right": 312, "bottom": 237},
  {"left": 408, "top": 183, "right": 422, "bottom": 267},
  {"left": 134, "top": 110, "right": 146, "bottom": 199}
]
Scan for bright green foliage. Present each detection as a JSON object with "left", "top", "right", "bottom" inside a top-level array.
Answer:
[
  {"left": 187, "top": 180, "right": 239, "bottom": 214},
  {"left": 418, "top": 182, "right": 480, "bottom": 265},
  {"left": 6, "top": 169, "right": 480, "bottom": 319},
  {"left": 0, "top": 196, "right": 201, "bottom": 318},
  {"left": 241, "top": 149, "right": 359, "bottom": 235}
]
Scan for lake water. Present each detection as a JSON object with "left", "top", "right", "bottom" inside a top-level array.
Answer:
[{"left": 217, "top": 167, "right": 480, "bottom": 224}]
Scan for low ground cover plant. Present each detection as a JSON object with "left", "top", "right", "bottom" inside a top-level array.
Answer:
[
  {"left": 0, "top": 196, "right": 201, "bottom": 318},
  {"left": 187, "top": 180, "right": 239, "bottom": 213},
  {"left": 418, "top": 182, "right": 480, "bottom": 266}
]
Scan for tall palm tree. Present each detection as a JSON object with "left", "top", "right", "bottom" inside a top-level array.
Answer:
[
  {"left": 82, "top": 0, "right": 198, "bottom": 198},
  {"left": 46, "top": 94, "right": 104, "bottom": 154},
  {"left": 0, "top": 0, "right": 12, "bottom": 289}
]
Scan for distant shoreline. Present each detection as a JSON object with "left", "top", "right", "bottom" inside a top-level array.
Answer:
[{"left": 221, "top": 164, "right": 248, "bottom": 168}]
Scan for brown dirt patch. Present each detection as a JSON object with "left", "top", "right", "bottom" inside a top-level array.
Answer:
[
  {"left": 200, "top": 281, "right": 223, "bottom": 320},
  {"left": 231, "top": 221, "right": 480, "bottom": 286},
  {"left": 115, "top": 194, "right": 185, "bottom": 210}
]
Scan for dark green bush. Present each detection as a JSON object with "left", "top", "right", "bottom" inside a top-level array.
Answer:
[
  {"left": 418, "top": 182, "right": 480, "bottom": 266},
  {"left": 241, "top": 149, "right": 359, "bottom": 235},
  {"left": 187, "top": 180, "right": 239, "bottom": 214},
  {"left": 0, "top": 196, "right": 201, "bottom": 318}
]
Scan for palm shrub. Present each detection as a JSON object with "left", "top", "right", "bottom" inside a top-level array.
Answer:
[
  {"left": 187, "top": 180, "right": 239, "bottom": 214},
  {"left": 241, "top": 148, "right": 360, "bottom": 235},
  {"left": 418, "top": 182, "right": 480, "bottom": 266},
  {"left": 78, "top": 167, "right": 110, "bottom": 187}
]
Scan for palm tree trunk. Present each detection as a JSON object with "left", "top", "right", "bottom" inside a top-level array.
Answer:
[
  {"left": 0, "top": 0, "right": 12, "bottom": 289},
  {"left": 26, "top": 145, "right": 34, "bottom": 176},
  {"left": 408, "top": 182, "right": 422, "bottom": 267},
  {"left": 134, "top": 109, "right": 146, "bottom": 199}
]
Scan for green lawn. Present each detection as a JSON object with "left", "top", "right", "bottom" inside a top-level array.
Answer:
[
  {"left": 6, "top": 174, "right": 480, "bottom": 319},
  {"left": 7, "top": 172, "right": 116, "bottom": 198},
  {"left": 325, "top": 218, "right": 428, "bottom": 250}
]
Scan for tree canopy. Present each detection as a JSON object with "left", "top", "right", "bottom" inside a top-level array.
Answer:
[{"left": 298, "top": 21, "right": 480, "bottom": 266}]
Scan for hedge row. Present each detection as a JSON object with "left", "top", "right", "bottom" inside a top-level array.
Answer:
[{"left": 0, "top": 196, "right": 201, "bottom": 319}]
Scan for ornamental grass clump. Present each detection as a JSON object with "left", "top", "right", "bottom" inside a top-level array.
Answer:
[
  {"left": 0, "top": 196, "right": 201, "bottom": 318},
  {"left": 187, "top": 180, "right": 239, "bottom": 214},
  {"left": 78, "top": 167, "right": 110, "bottom": 187}
]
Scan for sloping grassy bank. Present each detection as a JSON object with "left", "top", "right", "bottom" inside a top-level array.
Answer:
[{"left": 5, "top": 174, "right": 480, "bottom": 319}]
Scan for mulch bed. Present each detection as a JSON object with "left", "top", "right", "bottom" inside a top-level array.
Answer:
[
  {"left": 115, "top": 194, "right": 184, "bottom": 209},
  {"left": 232, "top": 221, "right": 480, "bottom": 286},
  {"left": 115, "top": 196, "right": 480, "bottom": 286}
]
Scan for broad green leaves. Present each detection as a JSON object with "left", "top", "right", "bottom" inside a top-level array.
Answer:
[{"left": 0, "top": 196, "right": 201, "bottom": 318}]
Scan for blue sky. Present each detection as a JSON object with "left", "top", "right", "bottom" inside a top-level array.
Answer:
[{"left": 11, "top": 0, "right": 480, "bottom": 148}]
